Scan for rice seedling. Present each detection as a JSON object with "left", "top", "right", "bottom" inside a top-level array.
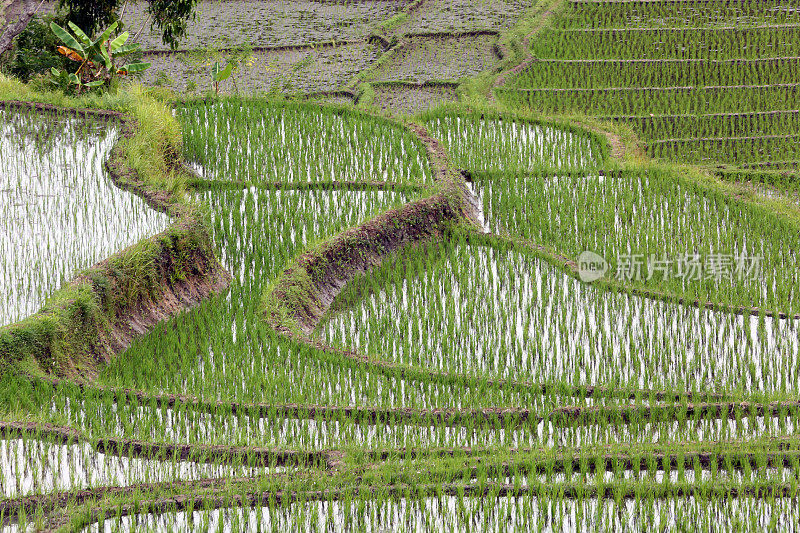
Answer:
[
  {"left": 0, "top": 108, "right": 169, "bottom": 327},
  {"left": 498, "top": 0, "right": 800, "bottom": 166},
  {"left": 474, "top": 168, "right": 800, "bottom": 314},
  {"left": 320, "top": 238, "right": 800, "bottom": 394},
  {"left": 178, "top": 100, "right": 431, "bottom": 184},
  {"left": 424, "top": 111, "right": 604, "bottom": 172}
]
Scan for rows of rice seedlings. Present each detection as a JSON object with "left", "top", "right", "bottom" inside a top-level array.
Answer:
[
  {"left": 649, "top": 135, "right": 800, "bottom": 164},
  {"left": 609, "top": 111, "right": 800, "bottom": 142},
  {"left": 84, "top": 490, "right": 800, "bottom": 532},
  {"left": 474, "top": 169, "right": 800, "bottom": 314},
  {"left": 0, "top": 437, "right": 264, "bottom": 498},
  {"left": 320, "top": 239, "right": 800, "bottom": 394},
  {"left": 555, "top": 0, "right": 800, "bottom": 29},
  {"left": 509, "top": 60, "right": 800, "bottom": 90},
  {"left": 46, "top": 392, "right": 550, "bottom": 449},
  {"left": 499, "top": 0, "right": 800, "bottom": 166},
  {"left": 178, "top": 100, "right": 431, "bottom": 184},
  {"left": 423, "top": 113, "right": 603, "bottom": 172},
  {"left": 716, "top": 170, "right": 800, "bottom": 207},
  {"left": 534, "top": 26, "right": 800, "bottom": 60},
  {"left": 495, "top": 84, "right": 800, "bottom": 116},
  {"left": 0, "top": 108, "right": 170, "bottom": 328},
  {"left": 23, "top": 370, "right": 800, "bottom": 449}
]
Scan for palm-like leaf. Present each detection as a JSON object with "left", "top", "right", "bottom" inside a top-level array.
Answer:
[
  {"left": 119, "top": 62, "right": 151, "bottom": 75},
  {"left": 67, "top": 22, "right": 91, "bottom": 47},
  {"left": 110, "top": 32, "right": 130, "bottom": 52},
  {"left": 50, "top": 23, "right": 85, "bottom": 55},
  {"left": 91, "top": 21, "right": 118, "bottom": 48},
  {"left": 113, "top": 43, "right": 140, "bottom": 57}
]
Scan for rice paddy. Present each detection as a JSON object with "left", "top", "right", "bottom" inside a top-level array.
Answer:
[
  {"left": 473, "top": 168, "right": 800, "bottom": 314},
  {"left": 179, "top": 101, "right": 431, "bottom": 184},
  {"left": 85, "top": 494, "right": 800, "bottom": 533},
  {"left": 0, "top": 108, "right": 170, "bottom": 328},
  {"left": 2, "top": 0, "right": 799, "bottom": 530},
  {"left": 321, "top": 241, "right": 800, "bottom": 394},
  {"left": 497, "top": 0, "right": 800, "bottom": 166},
  {"left": 424, "top": 111, "right": 604, "bottom": 171}
]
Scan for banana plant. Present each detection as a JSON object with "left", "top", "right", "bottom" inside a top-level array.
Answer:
[
  {"left": 211, "top": 59, "right": 236, "bottom": 96},
  {"left": 49, "top": 20, "right": 150, "bottom": 93}
]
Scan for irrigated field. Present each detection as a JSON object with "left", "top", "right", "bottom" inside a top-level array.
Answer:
[
  {"left": 497, "top": 0, "right": 800, "bottom": 168},
  {"left": 1, "top": 0, "right": 799, "bottom": 531}
]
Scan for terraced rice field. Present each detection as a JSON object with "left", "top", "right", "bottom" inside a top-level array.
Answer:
[
  {"left": 497, "top": 0, "right": 800, "bottom": 167},
  {"left": 2, "top": 0, "right": 800, "bottom": 531},
  {"left": 0, "top": 107, "right": 169, "bottom": 328}
]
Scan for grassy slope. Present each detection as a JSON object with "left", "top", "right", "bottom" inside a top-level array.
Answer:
[{"left": 0, "top": 75, "right": 224, "bottom": 379}]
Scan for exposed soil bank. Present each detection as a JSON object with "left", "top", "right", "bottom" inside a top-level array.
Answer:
[
  {"left": 0, "top": 420, "right": 330, "bottom": 467},
  {"left": 263, "top": 120, "right": 479, "bottom": 336},
  {"left": 0, "top": 102, "right": 230, "bottom": 379}
]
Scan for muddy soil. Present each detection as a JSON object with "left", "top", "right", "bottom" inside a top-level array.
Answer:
[
  {"left": 392, "top": 0, "right": 535, "bottom": 35},
  {"left": 141, "top": 42, "right": 383, "bottom": 95},
  {"left": 369, "top": 34, "right": 500, "bottom": 83},
  {"left": 372, "top": 83, "right": 458, "bottom": 115},
  {"left": 122, "top": 0, "right": 410, "bottom": 50}
]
